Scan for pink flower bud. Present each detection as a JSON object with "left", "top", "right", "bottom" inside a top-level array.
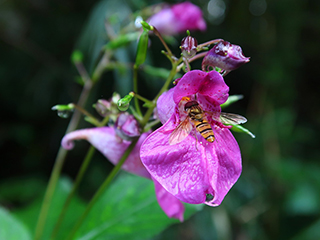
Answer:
[
  {"left": 114, "top": 113, "right": 141, "bottom": 141},
  {"left": 202, "top": 41, "right": 250, "bottom": 74},
  {"left": 94, "top": 93, "right": 120, "bottom": 117},
  {"left": 181, "top": 35, "right": 198, "bottom": 58},
  {"left": 148, "top": 2, "right": 206, "bottom": 36},
  {"left": 94, "top": 99, "right": 111, "bottom": 117}
]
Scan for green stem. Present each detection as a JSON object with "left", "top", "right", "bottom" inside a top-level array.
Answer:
[
  {"left": 98, "top": 115, "right": 111, "bottom": 127},
  {"left": 197, "top": 38, "right": 223, "bottom": 49},
  {"left": 69, "top": 103, "right": 100, "bottom": 126},
  {"left": 152, "top": 27, "right": 173, "bottom": 57},
  {"left": 65, "top": 138, "right": 139, "bottom": 240},
  {"left": 50, "top": 146, "right": 96, "bottom": 239},
  {"left": 134, "top": 93, "right": 151, "bottom": 104},
  {"left": 34, "top": 148, "right": 67, "bottom": 240},
  {"left": 62, "top": 62, "right": 176, "bottom": 238},
  {"left": 144, "top": 119, "right": 160, "bottom": 132},
  {"left": 154, "top": 61, "right": 180, "bottom": 101},
  {"left": 34, "top": 79, "right": 94, "bottom": 240},
  {"left": 133, "top": 65, "right": 142, "bottom": 117},
  {"left": 59, "top": 38, "right": 178, "bottom": 240},
  {"left": 140, "top": 61, "right": 180, "bottom": 127}
]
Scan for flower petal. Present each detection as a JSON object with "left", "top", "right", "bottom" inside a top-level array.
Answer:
[
  {"left": 140, "top": 114, "right": 241, "bottom": 205},
  {"left": 148, "top": 2, "right": 206, "bottom": 36},
  {"left": 157, "top": 88, "right": 175, "bottom": 124},
  {"left": 61, "top": 127, "right": 151, "bottom": 178},
  {"left": 173, "top": 70, "right": 229, "bottom": 105},
  {"left": 171, "top": 2, "right": 207, "bottom": 33},
  {"left": 203, "top": 123, "right": 242, "bottom": 206},
  {"left": 153, "top": 177, "right": 185, "bottom": 222}
]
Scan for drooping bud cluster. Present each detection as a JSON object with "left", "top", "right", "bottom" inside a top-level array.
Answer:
[
  {"left": 93, "top": 93, "right": 120, "bottom": 122},
  {"left": 181, "top": 35, "right": 198, "bottom": 58},
  {"left": 94, "top": 99, "right": 111, "bottom": 117},
  {"left": 202, "top": 41, "right": 250, "bottom": 74}
]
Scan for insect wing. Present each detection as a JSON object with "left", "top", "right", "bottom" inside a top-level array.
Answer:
[
  {"left": 169, "top": 118, "right": 193, "bottom": 145},
  {"left": 220, "top": 112, "right": 247, "bottom": 125}
]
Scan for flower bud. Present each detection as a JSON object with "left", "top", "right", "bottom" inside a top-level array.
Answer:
[
  {"left": 94, "top": 99, "right": 111, "bottom": 117},
  {"left": 115, "top": 113, "right": 141, "bottom": 141},
  {"left": 93, "top": 93, "right": 121, "bottom": 118},
  {"left": 135, "top": 30, "right": 149, "bottom": 66},
  {"left": 71, "top": 50, "right": 83, "bottom": 64},
  {"left": 117, "top": 92, "right": 134, "bottom": 111},
  {"left": 181, "top": 35, "right": 198, "bottom": 58},
  {"left": 51, "top": 104, "right": 75, "bottom": 118},
  {"left": 202, "top": 41, "right": 250, "bottom": 74}
]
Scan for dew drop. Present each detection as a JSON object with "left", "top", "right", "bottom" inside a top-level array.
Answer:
[
  {"left": 206, "top": 193, "right": 214, "bottom": 202},
  {"left": 57, "top": 110, "right": 73, "bottom": 118}
]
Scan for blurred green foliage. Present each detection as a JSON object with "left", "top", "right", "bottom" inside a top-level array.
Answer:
[{"left": 1, "top": 0, "right": 320, "bottom": 239}]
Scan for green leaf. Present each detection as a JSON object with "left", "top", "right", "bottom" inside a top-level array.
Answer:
[
  {"left": 75, "top": 0, "right": 132, "bottom": 72},
  {"left": 13, "top": 176, "right": 86, "bottom": 240},
  {"left": 285, "top": 182, "right": 319, "bottom": 215},
  {"left": 291, "top": 218, "right": 320, "bottom": 240},
  {"left": 230, "top": 124, "right": 256, "bottom": 138},
  {"left": 0, "top": 176, "right": 46, "bottom": 202},
  {"left": 142, "top": 65, "right": 182, "bottom": 80},
  {"left": 220, "top": 95, "right": 244, "bottom": 109},
  {"left": 0, "top": 207, "right": 32, "bottom": 240},
  {"left": 105, "top": 32, "right": 140, "bottom": 50},
  {"left": 75, "top": 172, "right": 202, "bottom": 240}
]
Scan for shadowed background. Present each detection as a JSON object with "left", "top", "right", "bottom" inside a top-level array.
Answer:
[{"left": 1, "top": 0, "right": 320, "bottom": 239}]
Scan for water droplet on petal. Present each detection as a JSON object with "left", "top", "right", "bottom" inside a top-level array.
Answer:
[{"left": 206, "top": 193, "right": 214, "bottom": 202}]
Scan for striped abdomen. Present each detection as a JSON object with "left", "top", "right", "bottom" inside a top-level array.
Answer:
[
  {"left": 186, "top": 101, "right": 215, "bottom": 143},
  {"left": 193, "top": 118, "right": 215, "bottom": 143}
]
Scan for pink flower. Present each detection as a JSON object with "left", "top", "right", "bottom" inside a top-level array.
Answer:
[
  {"left": 61, "top": 113, "right": 185, "bottom": 221},
  {"left": 148, "top": 2, "right": 206, "bottom": 36},
  {"left": 140, "top": 70, "right": 242, "bottom": 206}
]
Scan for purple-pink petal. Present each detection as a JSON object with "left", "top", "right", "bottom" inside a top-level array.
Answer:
[
  {"left": 148, "top": 2, "right": 206, "bottom": 36},
  {"left": 173, "top": 70, "right": 229, "bottom": 106},
  {"left": 153, "top": 177, "right": 185, "bottom": 222},
  {"left": 140, "top": 114, "right": 242, "bottom": 205},
  {"left": 157, "top": 88, "right": 175, "bottom": 124},
  {"left": 171, "top": 2, "right": 206, "bottom": 33},
  {"left": 62, "top": 126, "right": 187, "bottom": 221},
  {"left": 61, "top": 127, "right": 151, "bottom": 178}
]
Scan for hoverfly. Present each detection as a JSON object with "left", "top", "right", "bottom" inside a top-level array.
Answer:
[{"left": 169, "top": 97, "right": 247, "bottom": 145}]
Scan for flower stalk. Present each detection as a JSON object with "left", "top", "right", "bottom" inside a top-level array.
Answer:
[
  {"left": 50, "top": 145, "right": 96, "bottom": 239},
  {"left": 34, "top": 75, "right": 95, "bottom": 240},
  {"left": 65, "top": 138, "right": 139, "bottom": 240}
]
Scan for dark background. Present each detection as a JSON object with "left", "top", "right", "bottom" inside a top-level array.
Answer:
[{"left": 1, "top": 0, "right": 320, "bottom": 239}]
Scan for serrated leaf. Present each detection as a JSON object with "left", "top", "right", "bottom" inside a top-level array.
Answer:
[
  {"left": 75, "top": 172, "right": 202, "bottom": 240},
  {"left": 0, "top": 207, "right": 32, "bottom": 240}
]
